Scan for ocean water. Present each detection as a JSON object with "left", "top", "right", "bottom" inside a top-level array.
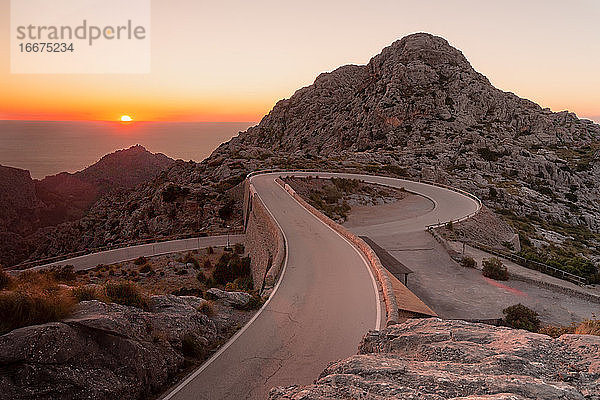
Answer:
[{"left": 0, "top": 121, "right": 255, "bottom": 179}]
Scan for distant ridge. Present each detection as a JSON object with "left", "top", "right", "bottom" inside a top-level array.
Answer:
[{"left": 0, "top": 145, "right": 174, "bottom": 265}]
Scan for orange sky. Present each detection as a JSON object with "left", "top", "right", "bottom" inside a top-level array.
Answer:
[{"left": 1, "top": 0, "right": 599, "bottom": 123}]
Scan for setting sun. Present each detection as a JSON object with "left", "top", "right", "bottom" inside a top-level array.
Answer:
[{"left": 120, "top": 115, "right": 133, "bottom": 122}]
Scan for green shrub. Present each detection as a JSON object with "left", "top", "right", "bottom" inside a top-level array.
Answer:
[
  {"left": 203, "top": 259, "right": 212, "bottom": 269},
  {"left": 0, "top": 288, "right": 75, "bottom": 335},
  {"left": 197, "top": 272, "right": 207, "bottom": 283},
  {"left": 461, "top": 256, "right": 477, "bottom": 269},
  {"left": 478, "top": 147, "right": 507, "bottom": 162},
  {"left": 133, "top": 256, "right": 148, "bottom": 265},
  {"left": 502, "top": 304, "right": 540, "bottom": 332},
  {"left": 501, "top": 241, "right": 515, "bottom": 250},
  {"left": 482, "top": 257, "right": 509, "bottom": 280},
  {"left": 565, "top": 192, "right": 578, "bottom": 203},
  {"left": 331, "top": 177, "right": 359, "bottom": 192},
  {"left": 207, "top": 246, "right": 214, "bottom": 255},
  {"left": 105, "top": 281, "right": 149, "bottom": 310},
  {"left": 139, "top": 264, "right": 153, "bottom": 274},
  {"left": 213, "top": 254, "right": 251, "bottom": 285},
  {"left": 233, "top": 275, "right": 253, "bottom": 291},
  {"left": 218, "top": 199, "right": 235, "bottom": 220},
  {"left": 234, "top": 243, "right": 245, "bottom": 254}
]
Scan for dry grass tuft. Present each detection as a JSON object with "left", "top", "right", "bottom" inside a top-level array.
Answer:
[
  {"left": 0, "top": 285, "right": 76, "bottom": 335},
  {"left": 104, "top": 281, "right": 149, "bottom": 310},
  {"left": 575, "top": 319, "right": 600, "bottom": 336},
  {"left": 72, "top": 285, "right": 107, "bottom": 302}
]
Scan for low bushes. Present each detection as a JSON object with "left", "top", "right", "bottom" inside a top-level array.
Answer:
[
  {"left": 139, "top": 264, "right": 153, "bottom": 274},
  {"left": 502, "top": 303, "right": 540, "bottom": 332},
  {"left": 575, "top": 319, "right": 600, "bottom": 336},
  {"left": 134, "top": 256, "right": 148, "bottom": 265},
  {"left": 243, "top": 293, "right": 264, "bottom": 310},
  {"left": 161, "top": 184, "right": 190, "bottom": 203},
  {"left": 0, "top": 287, "right": 76, "bottom": 335},
  {"left": 234, "top": 243, "right": 245, "bottom": 255},
  {"left": 44, "top": 265, "right": 76, "bottom": 283},
  {"left": 482, "top": 257, "right": 509, "bottom": 280},
  {"left": 213, "top": 254, "right": 252, "bottom": 287},
  {"left": 461, "top": 256, "right": 477, "bottom": 269}
]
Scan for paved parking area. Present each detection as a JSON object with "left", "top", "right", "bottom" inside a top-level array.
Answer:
[{"left": 345, "top": 196, "right": 599, "bottom": 326}]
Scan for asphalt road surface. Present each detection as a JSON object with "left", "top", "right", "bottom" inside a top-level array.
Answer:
[
  {"left": 35, "top": 235, "right": 245, "bottom": 271},
  {"left": 162, "top": 172, "right": 479, "bottom": 400}
]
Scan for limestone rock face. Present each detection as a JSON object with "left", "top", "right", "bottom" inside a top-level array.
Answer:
[
  {"left": 0, "top": 295, "right": 217, "bottom": 400},
  {"left": 269, "top": 318, "right": 600, "bottom": 400},
  {"left": 0, "top": 145, "right": 175, "bottom": 266},
  {"left": 224, "top": 33, "right": 600, "bottom": 233}
]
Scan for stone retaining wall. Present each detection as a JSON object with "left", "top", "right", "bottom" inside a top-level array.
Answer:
[
  {"left": 510, "top": 272, "right": 600, "bottom": 304},
  {"left": 276, "top": 178, "right": 400, "bottom": 326},
  {"left": 244, "top": 184, "right": 286, "bottom": 293}
]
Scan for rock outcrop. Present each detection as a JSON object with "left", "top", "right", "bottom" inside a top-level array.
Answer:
[
  {"left": 0, "top": 166, "right": 45, "bottom": 235},
  {"left": 270, "top": 318, "right": 600, "bottom": 400},
  {"left": 0, "top": 145, "right": 174, "bottom": 266},
  {"left": 206, "top": 288, "right": 253, "bottom": 307},
  {"left": 227, "top": 33, "right": 599, "bottom": 233},
  {"left": 34, "top": 144, "right": 175, "bottom": 222},
  {"left": 0, "top": 295, "right": 217, "bottom": 400}
]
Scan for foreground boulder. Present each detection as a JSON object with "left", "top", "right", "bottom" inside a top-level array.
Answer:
[
  {"left": 0, "top": 295, "right": 217, "bottom": 400},
  {"left": 270, "top": 318, "right": 600, "bottom": 400},
  {"left": 207, "top": 288, "right": 253, "bottom": 307}
]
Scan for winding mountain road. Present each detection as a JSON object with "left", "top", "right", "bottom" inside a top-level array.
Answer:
[
  {"left": 34, "top": 235, "right": 245, "bottom": 272},
  {"left": 162, "top": 172, "right": 480, "bottom": 400}
]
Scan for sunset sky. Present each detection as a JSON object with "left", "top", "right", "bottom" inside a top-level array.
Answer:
[{"left": 1, "top": 0, "right": 599, "bottom": 122}]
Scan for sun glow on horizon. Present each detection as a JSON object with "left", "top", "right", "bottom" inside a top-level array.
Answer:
[{"left": 120, "top": 115, "right": 133, "bottom": 122}]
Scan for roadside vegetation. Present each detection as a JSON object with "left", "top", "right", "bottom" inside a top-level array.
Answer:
[
  {"left": 497, "top": 209, "right": 600, "bottom": 283},
  {"left": 461, "top": 256, "right": 477, "bottom": 269},
  {"left": 0, "top": 269, "right": 76, "bottom": 335},
  {"left": 502, "top": 303, "right": 600, "bottom": 338},
  {"left": 482, "top": 257, "right": 509, "bottom": 280},
  {"left": 502, "top": 303, "right": 540, "bottom": 332},
  {"left": 0, "top": 245, "right": 260, "bottom": 336}
]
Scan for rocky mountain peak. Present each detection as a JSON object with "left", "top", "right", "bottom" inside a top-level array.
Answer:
[{"left": 372, "top": 32, "right": 473, "bottom": 71}]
